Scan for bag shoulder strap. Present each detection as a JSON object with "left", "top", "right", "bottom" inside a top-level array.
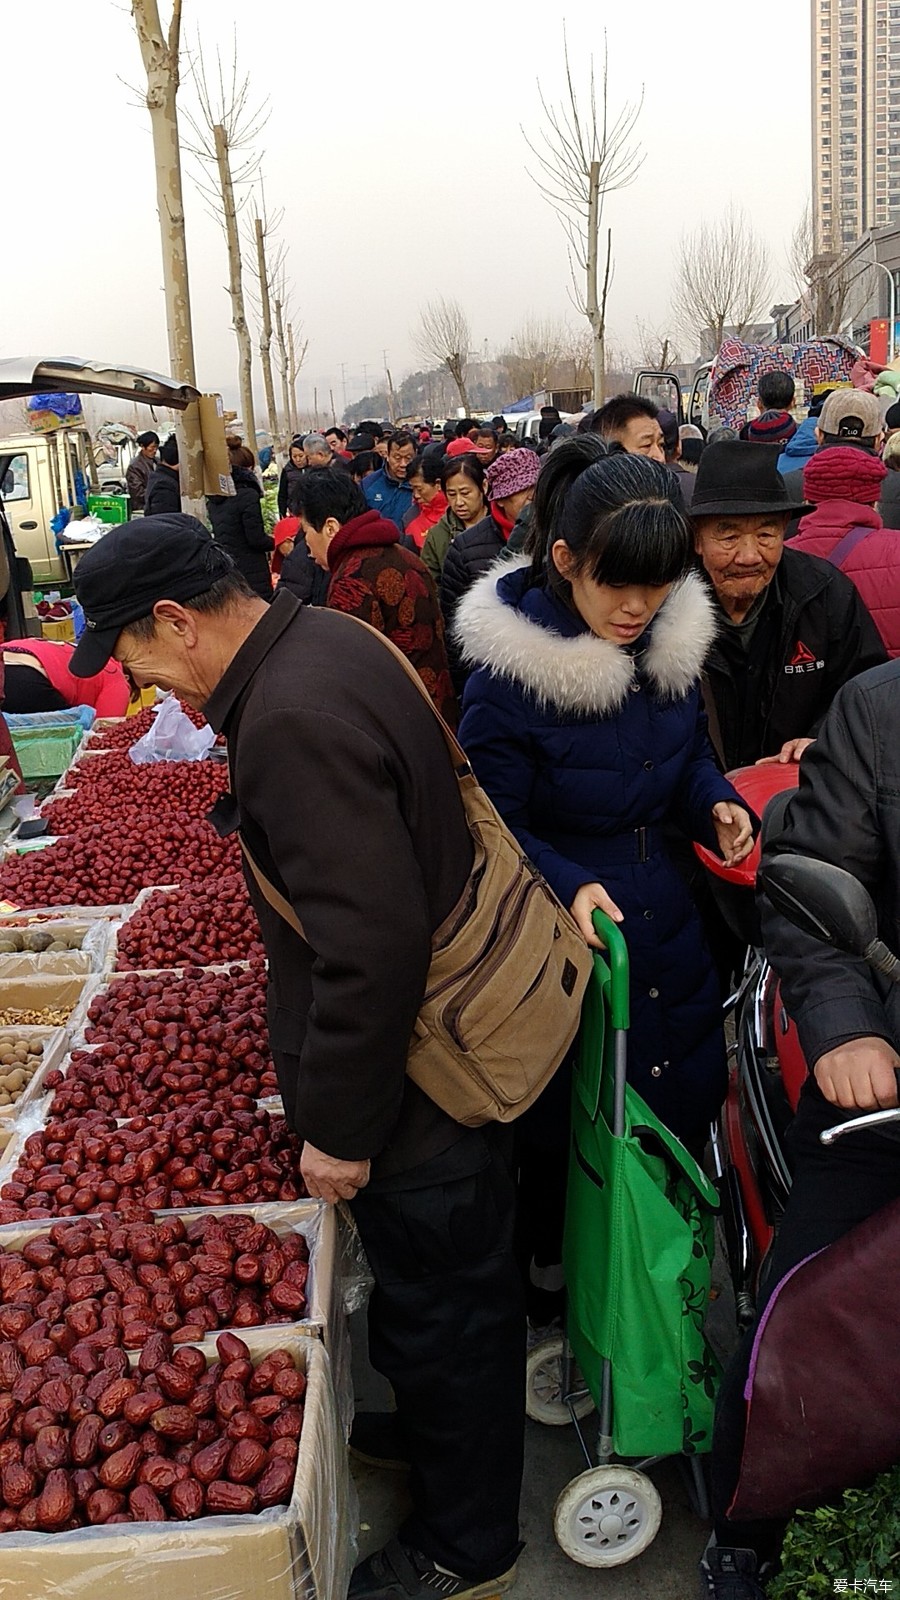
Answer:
[
  {"left": 233, "top": 612, "right": 474, "bottom": 946},
  {"left": 332, "top": 610, "right": 472, "bottom": 773},
  {"left": 824, "top": 524, "right": 871, "bottom": 571},
  {"left": 239, "top": 835, "right": 307, "bottom": 942}
]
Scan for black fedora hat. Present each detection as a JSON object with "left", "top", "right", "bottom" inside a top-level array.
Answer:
[{"left": 691, "top": 440, "right": 810, "bottom": 518}]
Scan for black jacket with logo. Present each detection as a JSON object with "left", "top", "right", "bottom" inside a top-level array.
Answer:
[{"left": 702, "top": 546, "right": 887, "bottom": 771}]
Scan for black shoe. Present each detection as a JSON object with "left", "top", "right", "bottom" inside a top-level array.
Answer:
[
  {"left": 700, "top": 1539, "right": 770, "bottom": 1598},
  {"left": 349, "top": 1538, "right": 517, "bottom": 1599},
  {"left": 349, "top": 1412, "right": 410, "bottom": 1472}
]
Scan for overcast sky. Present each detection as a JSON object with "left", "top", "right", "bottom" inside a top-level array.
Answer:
[{"left": 2, "top": 0, "right": 810, "bottom": 419}]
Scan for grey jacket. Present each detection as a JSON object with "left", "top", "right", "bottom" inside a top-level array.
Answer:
[{"left": 760, "top": 660, "right": 900, "bottom": 1069}]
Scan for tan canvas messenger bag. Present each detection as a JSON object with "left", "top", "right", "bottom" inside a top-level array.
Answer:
[{"left": 238, "top": 613, "right": 593, "bottom": 1128}]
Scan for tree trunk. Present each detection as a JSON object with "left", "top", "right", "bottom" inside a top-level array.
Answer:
[
  {"left": 131, "top": 0, "right": 203, "bottom": 500},
  {"left": 253, "top": 217, "right": 280, "bottom": 449},
  {"left": 288, "top": 325, "right": 299, "bottom": 435},
  {"left": 274, "top": 299, "right": 292, "bottom": 442},
  {"left": 213, "top": 124, "right": 255, "bottom": 449},
  {"left": 585, "top": 161, "right": 603, "bottom": 405},
  {"left": 447, "top": 359, "right": 471, "bottom": 414}
]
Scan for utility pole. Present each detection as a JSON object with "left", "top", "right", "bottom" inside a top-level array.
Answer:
[
  {"left": 362, "top": 362, "right": 369, "bottom": 398},
  {"left": 313, "top": 386, "right": 319, "bottom": 430},
  {"left": 329, "top": 389, "right": 337, "bottom": 426},
  {"left": 339, "top": 363, "right": 348, "bottom": 416}
]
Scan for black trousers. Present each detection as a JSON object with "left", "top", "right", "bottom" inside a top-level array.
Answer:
[
  {"left": 2, "top": 664, "right": 68, "bottom": 714},
  {"left": 351, "top": 1130, "right": 525, "bottom": 1582},
  {"left": 712, "top": 1077, "right": 900, "bottom": 1557}
]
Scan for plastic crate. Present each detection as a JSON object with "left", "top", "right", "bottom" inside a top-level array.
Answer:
[{"left": 86, "top": 492, "right": 130, "bottom": 525}]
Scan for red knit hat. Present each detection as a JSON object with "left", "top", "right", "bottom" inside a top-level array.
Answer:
[{"left": 803, "top": 445, "right": 887, "bottom": 506}]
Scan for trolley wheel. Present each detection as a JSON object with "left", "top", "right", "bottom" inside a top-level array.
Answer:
[
  {"left": 553, "top": 1466, "right": 662, "bottom": 1567},
  {"left": 525, "top": 1335, "right": 594, "bottom": 1427}
]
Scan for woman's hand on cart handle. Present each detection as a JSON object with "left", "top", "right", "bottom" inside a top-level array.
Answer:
[
  {"left": 712, "top": 802, "right": 754, "bottom": 866},
  {"left": 571, "top": 882, "right": 623, "bottom": 948},
  {"left": 815, "top": 1037, "right": 900, "bottom": 1112}
]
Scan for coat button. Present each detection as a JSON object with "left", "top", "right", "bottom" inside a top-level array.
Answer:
[
  {"left": 643, "top": 910, "right": 654, "bottom": 920},
  {"left": 630, "top": 681, "right": 641, "bottom": 693},
  {"left": 651, "top": 1065, "right": 662, "bottom": 1078},
  {"left": 649, "top": 987, "right": 659, "bottom": 998},
  {"left": 643, "top": 760, "right": 654, "bottom": 771}
]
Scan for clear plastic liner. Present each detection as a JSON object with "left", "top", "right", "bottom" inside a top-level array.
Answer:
[{"left": 129, "top": 697, "right": 215, "bottom": 765}]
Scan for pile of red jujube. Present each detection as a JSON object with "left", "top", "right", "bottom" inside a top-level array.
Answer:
[
  {"left": 90, "top": 702, "right": 214, "bottom": 749},
  {"left": 0, "top": 1102, "right": 305, "bottom": 1224},
  {"left": 58, "top": 966, "right": 279, "bottom": 1112},
  {"left": 0, "top": 813, "right": 241, "bottom": 909},
  {"left": 0, "top": 1328, "right": 302, "bottom": 1530},
  {"left": 115, "top": 878, "right": 266, "bottom": 970},
  {"left": 44, "top": 759, "right": 229, "bottom": 836},
  {"left": 0, "top": 1212, "right": 310, "bottom": 1353}
]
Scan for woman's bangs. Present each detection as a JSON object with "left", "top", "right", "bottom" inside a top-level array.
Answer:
[{"left": 589, "top": 502, "right": 691, "bottom": 588}]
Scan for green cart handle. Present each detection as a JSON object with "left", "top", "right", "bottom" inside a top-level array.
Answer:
[{"left": 592, "top": 910, "right": 630, "bottom": 1031}]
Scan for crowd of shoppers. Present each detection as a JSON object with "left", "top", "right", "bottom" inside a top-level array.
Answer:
[{"left": 93, "top": 384, "right": 900, "bottom": 1599}]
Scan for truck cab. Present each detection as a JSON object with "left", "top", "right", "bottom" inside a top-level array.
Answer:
[{"left": 0, "top": 427, "right": 98, "bottom": 584}]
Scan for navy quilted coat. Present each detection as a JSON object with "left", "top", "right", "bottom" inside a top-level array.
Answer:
[{"left": 456, "top": 558, "right": 741, "bottom": 1142}]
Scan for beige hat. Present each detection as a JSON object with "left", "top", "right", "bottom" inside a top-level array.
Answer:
[{"left": 818, "top": 388, "right": 883, "bottom": 442}]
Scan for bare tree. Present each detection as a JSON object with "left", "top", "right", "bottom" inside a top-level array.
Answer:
[
  {"left": 500, "top": 315, "right": 568, "bottom": 399},
  {"left": 635, "top": 318, "right": 680, "bottom": 371},
  {"left": 131, "top": 0, "right": 202, "bottom": 498},
  {"left": 185, "top": 41, "right": 267, "bottom": 448},
  {"left": 789, "top": 200, "right": 869, "bottom": 336},
  {"left": 673, "top": 204, "right": 773, "bottom": 354},
  {"left": 288, "top": 324, "right": 308, "bottom": 435},
  {"left": 252, "top": 200, "right": 282, "bottom": 447},
  {"left": 524, "top": 30, "right": 643, "bottom": 403},
  {"left": 414, "top": 299, "right": 472, "bottom": 413}
]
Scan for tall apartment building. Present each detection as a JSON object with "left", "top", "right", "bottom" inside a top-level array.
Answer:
[{"left": 812, "top": 0, "right": 900, "bottom": 255}]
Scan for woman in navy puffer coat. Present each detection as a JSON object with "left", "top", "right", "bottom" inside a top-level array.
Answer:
[{"left": 456, "top": 450, "right": 752, "bottom": 1145}]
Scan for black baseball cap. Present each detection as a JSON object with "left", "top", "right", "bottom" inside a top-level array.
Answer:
[{"left": 70, "top": 514, "right": 234, "bottom": 677}]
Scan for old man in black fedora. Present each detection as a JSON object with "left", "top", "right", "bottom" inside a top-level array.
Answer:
[{"left": 691, "top": 440, "right": 885, "bottom": 773}]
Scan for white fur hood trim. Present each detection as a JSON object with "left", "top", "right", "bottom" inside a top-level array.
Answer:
[{"left": 455, "top": 554, "right": 717, "bottom": 716}]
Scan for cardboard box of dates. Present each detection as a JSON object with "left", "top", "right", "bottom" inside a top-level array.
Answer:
[{"left": 0, "top": 1330, "right": 353, "bottom": 1600}]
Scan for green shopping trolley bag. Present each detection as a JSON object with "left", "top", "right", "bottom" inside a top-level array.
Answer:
[{"left": 562, "top": 911, "right": 722, "bottom": 1461}]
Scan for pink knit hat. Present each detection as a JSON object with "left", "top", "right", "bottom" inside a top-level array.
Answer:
[{"left": 486, "top": 448, "right": 541, "bottom": 501}]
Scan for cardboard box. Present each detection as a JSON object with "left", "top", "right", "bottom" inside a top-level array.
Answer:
[
  {"left": 0, "top": 1024, "right": 69, "bottom": 1134},
  {"left": 198, "top": 394, "right": 236, "bottom": 499},
  {"left": 40, "top": 616, "right": 76, "bottom": 644},
  {"left": 0, "top": 1333, "right": 353, "bottom": 1600}
]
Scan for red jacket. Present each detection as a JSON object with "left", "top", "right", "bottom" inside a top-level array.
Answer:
[
  {"left": 3, "top": 639, "right": 130, "bottom": 715},
  {"left": 326, "top": 510, "right": 458, "bottom": 725},
  {"left": 789, "top": 502, "right": 900, "bottom": 658}
]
